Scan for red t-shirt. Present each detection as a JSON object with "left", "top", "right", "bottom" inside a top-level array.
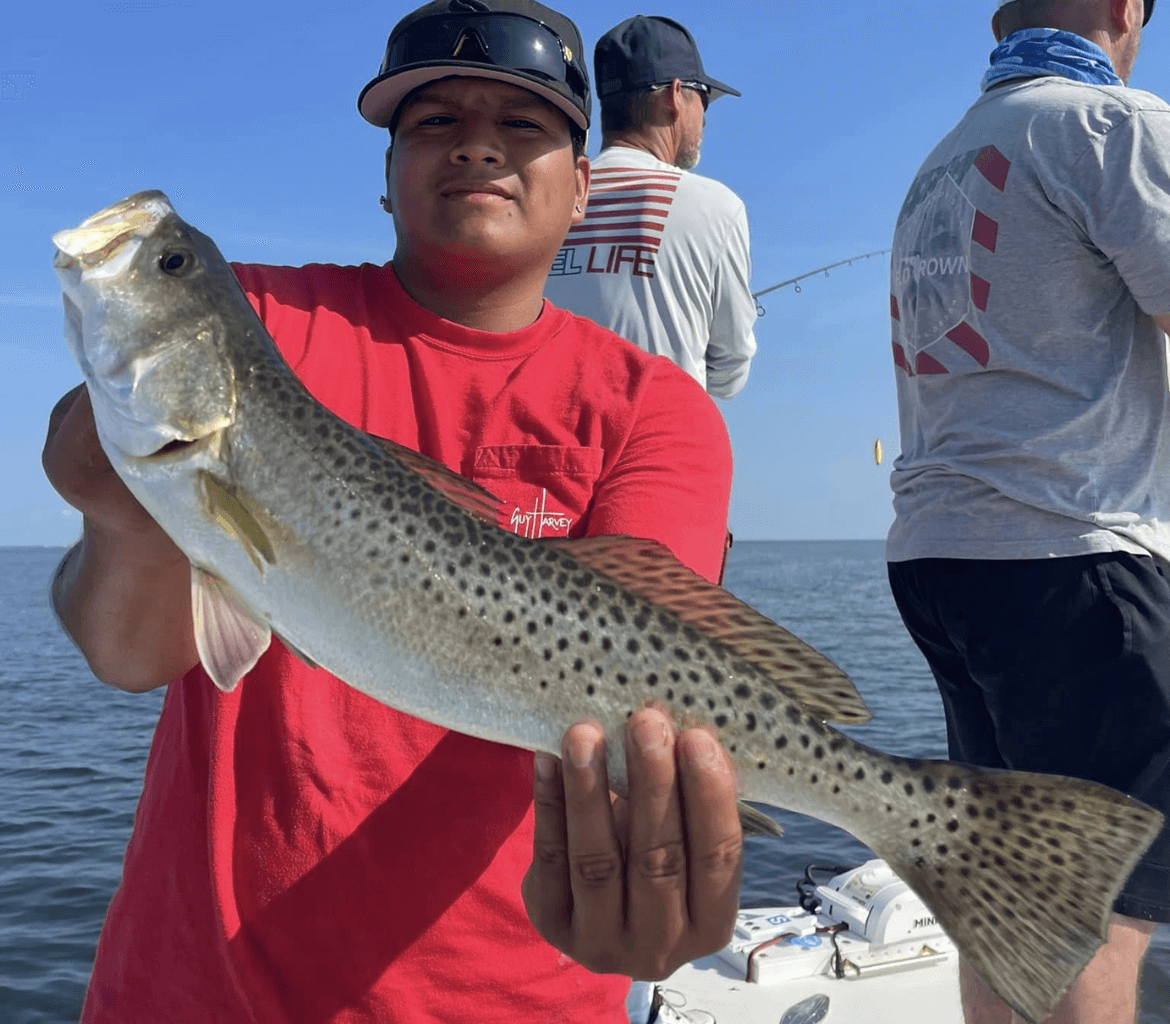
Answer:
[{"left": 81, "top": 263, "right": 732, "bottom": 1024}]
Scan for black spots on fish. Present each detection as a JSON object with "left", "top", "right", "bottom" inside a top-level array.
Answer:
[
  {"left": 786, "top": 705, "right": 802, "bottom": 725},
  {"left": 316, "top": 423, "right": 331, "bottom": 439},
  {"left": 734, "top": 684, "right": 752, "bottom": 700},
  {"left": 673, "top": 647, "right": 691, "bottom": 662},
  {"left": 420, "top": 578, "right": 433, "bottom": 592},
  {"left": 556, "top": 638, "right": 569, "bottom": 652},
  {"left": 799, "top": 735, "right": 810, "bottom": 749},
  {"left": 922, "top": 776, "right": 935, "bottom": 793},
  {"left": 512, "top": 664, "right": 522, "bottom": 674},
  {"left": 572, "top": 659, "right": 584, "bottom": 673},
  {"left": 714, "top": 714, "right": 728, "bottom": 728},
  {"left": 610, "top": 606, "right": 627, "bottom": 626},
  {"left": 537, "top": 565, "right": 553, "bottom": 582},
  {"left": 649, "top": 635, "right": 664, "bottom": 653},
  {"left": 909, "top": 819, "right": 920, "bottom": 829},
  {"left": 646, "top": 673, "right": 658, "bottom": 687},
  {"left": 578, "top": 630, "right": 591, "bottom": 645},
  {"left": 555, "top": 600, "right": 568, "bottom": 616},
  {"left": 459, "top": 553, "right": 474, "bottom": 569},
  {"left": 668, "top": 670, "right": 681, "bottom": 684},
  {"left": 813, "top": 745, "right": 824, "bottom": 759},
  {"left": 904, "top": 783, "right": 914, "bottom": 797},
  {"left": 878, "top": 770, "right": 893, "bottom": 785},
  {"left": 947, "top": 819, "right": 959, "bottom": 833},
  {"left": 946, "top": 776, "right": 962, "bottom": 790},
  {"left": 527, "top": 622, "right": 538, "bottom": 636},
  {"left": 404, "top": 523, "right": 417, "bottom": 538},
  {"left": 540, "top": 680, "right": 549, "bottom": 690},
  {"left": 911, "top": 838, "right": 921, "bottom": 848},
  {"left": 775, "top": 735, "right": 788, "bottom": 750},
  {"left": 787, "top": 767, "right": 795, "bottom": 776},
  {"left": 572, "top": 572, "right": 592, "bottom": 589},
  {"left": 966, "top": 804, "right": 981, "bottom": 819},
  {"left": 475, "top": 585, "right": 486, "bottom": 598},
  {"left": 828, "top": 737, "right": 846, "bottom": 753},
  {"left": 835, "top": 762, "right": 845, "bottom": 773},
  {"left": 945, "top": 796, "right": 956, "bottom": 809},
  {"left": 493, "top": 637, "right": 503, "bottom": 647},
  {"left": 617, "top": 673, "right": 628, "bottom": 686},
  {"left": 503, "top": 610, "right": 516, "bottom": 624},
  {"left": 758, "top": 762, "right": 767, "bottom": 771},
  {"left": 665, "top": 689, "right": 675, "bottom": 701},
  {"left": 586, "top": 684, "right": 596, "bottom": 696},
  {"left": 491, "top": 590, "right": 502, "bottom": 602},
  {"left": 367, "top": 548, "right": 381, "bottom": 560},
  {"left": 744, "top": 712, "right": 757, "bottom": 732},
  {"left": 543, "top": 649, "right": 552, "bottom": 661},
  {"left": 854, "top": 768, "right": 865, "bottom": 780},
  {"left": 936, "top": 844, "right": 949, "bottom": 857},
  {"left": 555, "top": 573, "right": 568, "bottom": 589},
  {"left": 926, "top": 813, "right": 936, "bottom": 823},
  {"left": 626, "top": 638, "right": 640, "bottom": 655},
  {"left": 402, "top": 554, "right": 413, "bottom": 567},
  {"left": 708, "top": 666, "right": 724, "bottom": 687},
  {"left": 601, "top": 637, "right": 613, "bottom": 653},
  {"left": 682, "top": 694, "right": 695, "bottom": 708},
  {"left": 728, "top": 743, "right": 738, "bottom": 753}
]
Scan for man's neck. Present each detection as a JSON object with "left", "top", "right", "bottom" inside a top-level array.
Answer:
[
  {"left": 392, "top": 253, "right": 547, "bottom": 333},
  {"left": 600, "top": 133, "right": 679, "bottom": 167}
]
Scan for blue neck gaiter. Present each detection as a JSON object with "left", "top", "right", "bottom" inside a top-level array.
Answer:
[{"left": 981, "top": 28, "right": 1122, "bottom": 92}]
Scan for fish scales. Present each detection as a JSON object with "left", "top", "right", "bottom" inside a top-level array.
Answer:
[{"left": 53, "top": 190, "right": 1166, "bottom": 1024}]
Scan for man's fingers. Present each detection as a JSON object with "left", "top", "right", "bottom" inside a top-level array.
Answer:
[
  {"left": 676, "top": 728, "right": 743, "bottom": 949},
  {"left": 560, "top": 721, "right": 624, "bottom": 959},
  {"left": 624, "top": 707, "right": 688, "bottom": 975},
  {"left": 522, "top": 751, "right": 572, "bottom": 946}
]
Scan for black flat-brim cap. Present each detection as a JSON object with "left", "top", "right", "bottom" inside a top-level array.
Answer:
[
  {"left": 594, "top": 15, "right": 740, "bottom": 100},
  {"left": 358, "top": 0, "right": 589, "bottom": 131}
]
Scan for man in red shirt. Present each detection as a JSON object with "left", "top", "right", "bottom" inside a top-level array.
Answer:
[{"left": 42, "top": 1, "right": 743, "bottom": 1021}]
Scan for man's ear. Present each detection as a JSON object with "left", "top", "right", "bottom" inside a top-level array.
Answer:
[
  {"left": 1110, "top": 0, "right": 1140, "bottom": 32},
  {"left": 381, "top": 145, "right": 393, "bottom": 215},
  {"left": 571, "top": 155, "right": 590, "bottom": 225},
  {"left": 664, "top": 78, "right": 685, "bottom": 123}
]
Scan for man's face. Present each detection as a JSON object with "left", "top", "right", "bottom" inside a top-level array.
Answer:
[
  {"left": 676, "top": 86, "right": 706, "bottom": 171},
  {"left": 386, "top": 77, "right": 588, "bottom": 271}
]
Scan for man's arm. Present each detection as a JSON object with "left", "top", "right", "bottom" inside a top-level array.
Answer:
[
  {"left": 43, "top": 385, "right": 198, "bottom": 692},
  {"left": 1155, "top": 313, "right": 1170, "bottom": 336},
  {"left": 705, "top": 201, "right": 757, "bottom": 400},
  {"left": 523, "top": 366, "right": 743, "bottom": 979}
]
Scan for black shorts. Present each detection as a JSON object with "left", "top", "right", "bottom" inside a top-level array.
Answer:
[{"left": 888, "top": 552, "right": 1170, "bottom": 922}]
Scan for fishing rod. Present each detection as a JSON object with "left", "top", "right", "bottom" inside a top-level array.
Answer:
[{"left": 752, "top": 249, "right": 890, "bottom": 316}]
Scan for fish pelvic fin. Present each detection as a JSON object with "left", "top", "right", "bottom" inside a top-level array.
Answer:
[
  {"left": 368, "top": 435, "right": 505, "bottom": 528},
  {"left": 544, "top": 535, "right": 870, "bottom": 726},
  {"left": 192, "top": 566, "right": 271, "bottom": 691},
  {"left": 199, "top": 471, "right": 277, "bottom": 572},
  {"left": 863, "top": 761, "right": 1163, "bottom": 1022},
  {"left": 738, "top": 800, "right": 784, "bottom": 838}
]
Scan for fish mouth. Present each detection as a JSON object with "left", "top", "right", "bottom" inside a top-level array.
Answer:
[
  {"left": 137, "top": 431, "right": 219, "bottom": 462},
  {"left": 52, "top": 190, "right": 174, "bottom": 269}
]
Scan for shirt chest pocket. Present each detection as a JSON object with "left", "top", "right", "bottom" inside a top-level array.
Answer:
[{"left": 472, "top": 445, "right": 604, "bottom": 539}]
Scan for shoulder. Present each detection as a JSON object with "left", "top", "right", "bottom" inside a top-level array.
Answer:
[
  {"left": 676, "top": 169, "right": 745, "bottom": 214},
  {"left": 231, "top": 261, "right": 391, "bottom": 307}
]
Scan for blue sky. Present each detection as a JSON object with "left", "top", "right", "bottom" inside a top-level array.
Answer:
[{"left": 4, "top": 1, "right": 1170, "bottom": 545}]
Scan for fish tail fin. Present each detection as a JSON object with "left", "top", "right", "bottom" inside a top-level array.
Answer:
[{"left": 865, "top": 762, "right": 1163, "bottom": 1022}]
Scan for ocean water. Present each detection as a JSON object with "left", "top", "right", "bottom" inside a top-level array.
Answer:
[{"left": 1, "top": 541, "right": 1168, "bottom": 1022}]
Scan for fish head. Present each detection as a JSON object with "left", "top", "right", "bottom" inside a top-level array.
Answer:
[{"left": 53, "top": 190, "right": 237, "bottom": 462}]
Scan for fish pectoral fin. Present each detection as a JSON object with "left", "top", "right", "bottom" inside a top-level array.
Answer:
[
  {"left": 545, "top": 535, "right": 871, "bottom": 726},
  {"left": 199, "top": 471, "right": 277, "bottom": 572},
  {"left": 191, "top": 566, "right": 271, "bottom": 692},
  {"left": 368, "top": 434, "right": 505, "bottom": 527}
]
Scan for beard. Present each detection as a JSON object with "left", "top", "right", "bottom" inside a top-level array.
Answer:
[{"left": 676, "top": 143, "right": 701, "bottom": 170}]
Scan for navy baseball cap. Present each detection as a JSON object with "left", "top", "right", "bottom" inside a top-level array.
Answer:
[
  {"left": 359, "top": 0, "right": 590, "bottom": 132},
  {"left": 593, "top": 15, "right": 740, "bottom": 101}
]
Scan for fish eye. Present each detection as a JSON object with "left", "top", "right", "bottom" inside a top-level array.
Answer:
[{"left": 160, "top": 250, "right": 194, "bottom": 276}]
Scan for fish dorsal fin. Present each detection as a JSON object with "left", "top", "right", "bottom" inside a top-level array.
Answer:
[
  {"left": 199, "top": 471, "right": 277, "bottom": 572},
  {"left": 369, "top": 435, "right": 504, "bottom": 528},
  {"left": 546, "top": 536, "right": 871, "bottom": 726},
  {"left": 191, "top": 566, "right": 271, "bottom": 692}
]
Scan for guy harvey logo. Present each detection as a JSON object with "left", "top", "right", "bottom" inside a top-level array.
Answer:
[{"left": 509, "top": 489, "right": 574, "bottom": 539}]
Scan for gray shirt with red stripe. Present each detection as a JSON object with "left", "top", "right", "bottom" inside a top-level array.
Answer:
[
  {"left": 544, "top": 147, "right": 757, "bottom": 399},
  {"left": 887, "top": 75, "right": 1170, "bottom": 563}
]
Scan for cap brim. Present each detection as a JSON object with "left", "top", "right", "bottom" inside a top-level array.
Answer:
[
  {"left": 358, "top": 63, "right": 588, "bottom": 131},
  {"left": 698, "top": 74, "right": 740, "bottom": 100}
]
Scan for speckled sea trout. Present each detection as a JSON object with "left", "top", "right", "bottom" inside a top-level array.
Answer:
[{"left": 53, "top": 191, "right": 1162, "bottom": 1022}]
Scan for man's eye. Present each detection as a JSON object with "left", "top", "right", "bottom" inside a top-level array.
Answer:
[
  {"left": 417, "top": 114, "right": 455, "bottom": 127},
  {"left": 505, "top": 118, "right": 542, "bottom": 130}
]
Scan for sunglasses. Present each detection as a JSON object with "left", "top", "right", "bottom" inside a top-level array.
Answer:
[
  {"left": 651, "top": 80, "right": 710, "bottom": 111},
  {"left": 385, "top": 13, "right": 588, "bottom": 107}
]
